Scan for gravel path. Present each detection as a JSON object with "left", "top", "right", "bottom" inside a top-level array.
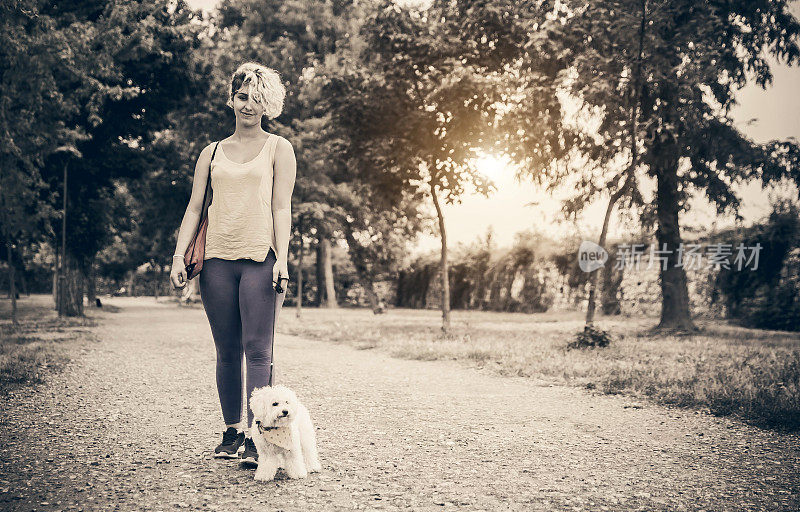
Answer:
[{"left": 1, "top": 297, "right": 799, "bottom": 511}]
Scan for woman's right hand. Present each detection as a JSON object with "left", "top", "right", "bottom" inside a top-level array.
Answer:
[{"left": 170, "top": 256, "right": 188, "bottom": 289}]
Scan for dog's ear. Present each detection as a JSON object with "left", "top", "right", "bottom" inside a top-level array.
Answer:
[{"left": 249, "top": 386, "right": 269, "bottom": 418}]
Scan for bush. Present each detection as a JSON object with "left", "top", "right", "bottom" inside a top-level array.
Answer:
[
  {"left": 736, "top": 249, "right": 800, "bottom": 331},
  {"left": 568, "top": 324, "right": 613, "bottom": 349},
  {"left": 395, "top": 230, "right": 560, "bottom": 312},
  {"left": 715, "top": 200, "right": 800, "bottom": 332}
]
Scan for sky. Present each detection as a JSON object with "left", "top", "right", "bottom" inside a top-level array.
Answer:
[
  {"left": 186, "top": 0, "right": 217, "bottom": 12},
  {"left": 185, "top": 0, "right": 800, "bottom": 255}
]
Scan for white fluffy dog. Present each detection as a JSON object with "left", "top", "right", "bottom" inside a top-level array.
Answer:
[{"left": 249, "top": 385, "right": 322, "bottom": 482}]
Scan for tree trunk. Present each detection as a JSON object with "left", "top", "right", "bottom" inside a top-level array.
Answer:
[
  {"left": 653, "top": 142, "right": 696, "bottom": 331},
  {"left": 430, "top": 182, "right": 451, "bottom": 332},
  {"left": 585, "top": 195, "right": 618, "bottom": 325},
  {"left": 321, "top": 238, "right": 337, "bottom": 308},
  {"left": 57, "top": 257, "right": 68, "bottom": 316},
  {"left": 361, "top": 278, "right": 381, "bottom": 313},
  {"left": 161, "top": 266, "right": 168, "bottom": 301},
  {"left": 63, "top": 253, "right": 84, "bottom": 317},
  {"left": 52, "top": 259, "right": 58, "bottom": 310},
  {"left": 586, "top": 0, "right": 645, "bottom": 326},
  {"left": 296, "top": 236, "right": 303, "bottom": 318},
  {"left": 1, "top": 259, "right": 8, "bottom": 299},
  {"left": 127, "top": 270, "right": 136, "bottom": 297},
  {"left": 315, "top": 241, "right": 325, "bottom": 306},
  {"left": 152, "top": 262, "right": 160, "bottom": 301},
  {"left": 86, "top": 256, "right": 97, "bottom": 306},
  {"left": 7, "top": 242, "right": 18, "bottom": 327},
  {"left": 342, "top": 225, "right": 381, "bottom": 313},
  {"left": 20, "top": 269, "right": 29, "bottom": 296}
]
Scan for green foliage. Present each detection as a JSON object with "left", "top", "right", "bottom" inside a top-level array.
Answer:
[
  {"left": 5, "top": 0, "right": 800, "bottom": 328},
  {"left": 396, "top": 230, "right": 560, "bottom": 312},
  {"left": 714, "top": 200, "right": 800, "bottom": 331},
  {"left": 531, "top": 0, "right": 800, "bottom": 329},
  {"left": 0, "top": 0, "right": 72, "bottom": 250},
  {"left": 541, "top": 0, "right": 800, "bottom": 218},
  {"left": 396, "top": 258, "right": 439, "bottom": 309},
  {"left": 358, "top": 1, "right": 503, "bottom": 203},
  {"left": 568, "top": 325, "right": 613, "bottom": 349},
  {"left": 49, "top": 0, "right": 207, "bottom": 264},
  {"left": 735, "top": 263, "right": 800, "bottom": 332},
  {"left": 338, "top": 0, "right": 539, "bottom": 327},
  {"left": 0, "top": 0, "right": 208, "bottom": 296}
]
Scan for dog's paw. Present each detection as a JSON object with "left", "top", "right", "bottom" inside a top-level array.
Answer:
[
  {"left": 254, "top": 471, "right": 274, "bottom": 482},
  {"left": 285, "top": 465, "right": 308, "bottom": 479}
]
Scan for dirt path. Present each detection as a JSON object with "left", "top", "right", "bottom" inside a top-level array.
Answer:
[{"left": 1, "top": 298, "right": 798, "bottom": 511}]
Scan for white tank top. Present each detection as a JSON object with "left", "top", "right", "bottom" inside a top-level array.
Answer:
[{"left": 204, "top": 134, "right": 279, "bottom": 262}]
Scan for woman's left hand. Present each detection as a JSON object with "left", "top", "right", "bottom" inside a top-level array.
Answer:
[{"left": 273, "top": 257, "right": 289, "bottom": 292}]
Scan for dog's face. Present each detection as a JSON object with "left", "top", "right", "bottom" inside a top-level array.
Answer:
[{"left": 250, "top": 385, "right": 299, "bottom": 428}]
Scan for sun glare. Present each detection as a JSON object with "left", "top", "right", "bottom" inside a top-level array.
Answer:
[{"left": 473, "top": 153, "right": 510, "bottom": 182}]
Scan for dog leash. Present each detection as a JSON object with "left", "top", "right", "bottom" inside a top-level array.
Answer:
[{"left": 270, "top": 287, "right": 278, "bottom": 386}]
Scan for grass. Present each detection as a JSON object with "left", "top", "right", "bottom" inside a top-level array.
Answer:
[
  {"left": 280, "top": 306, "right": 800, "bottom": 431},
  {"left": 0, "top": 295, "right": 96, "bottom": 395}
]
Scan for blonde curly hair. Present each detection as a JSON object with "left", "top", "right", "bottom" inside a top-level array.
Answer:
[{"left": 226, "top": 62, "right": 286, "bottom": 120}]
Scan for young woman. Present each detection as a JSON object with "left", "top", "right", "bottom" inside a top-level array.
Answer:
[{"left": 169, "top": 62, "right": 296, "bottom": 467}]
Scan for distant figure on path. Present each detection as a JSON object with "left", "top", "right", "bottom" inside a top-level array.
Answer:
[{"left": 169, "top": 62, "right": 297, "bottom": 468}]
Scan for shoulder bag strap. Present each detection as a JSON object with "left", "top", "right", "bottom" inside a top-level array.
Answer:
[{"left": 199, "top": 142, "right": 220, "bottom": 214}]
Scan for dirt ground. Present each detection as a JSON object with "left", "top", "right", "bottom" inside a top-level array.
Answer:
[{"left": 1, "top": 297, "right": 798, "bottom": 511}]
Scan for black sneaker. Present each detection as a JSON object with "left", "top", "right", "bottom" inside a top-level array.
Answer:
[
  {"left": 240, "top": 436, "right": 258, "bottom": 466},
  {"left": 214, "top": 427, "right": 245, "bottom": 459}
]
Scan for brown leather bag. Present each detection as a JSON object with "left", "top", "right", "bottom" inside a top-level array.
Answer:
[{"left": 183, "top": 141, "right": 220, "bottom": 280}]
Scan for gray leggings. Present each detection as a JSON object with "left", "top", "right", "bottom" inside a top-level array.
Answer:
[{"left": 199, "top": 248, "right": 285, "bottom": 428}]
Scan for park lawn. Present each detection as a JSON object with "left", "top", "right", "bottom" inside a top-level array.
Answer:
[
  {"left": 280, "top": 306, "right": 800, "bottom": 431},
  {"left": 0, "top": 295, "right": 96, "bottom": 394}
]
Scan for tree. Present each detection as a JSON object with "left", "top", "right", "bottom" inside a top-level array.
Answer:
[
  {"left": 355, "top": 1, "right": 510, "bottom": 331},
  {"left": 550, "top": 0, "right": 649, "bottom": 329},
  {"left": 36, "top": 0, "right": 208, "bottom": 314},
  {"left": 0, "top": 0, "right": 86, "bottom": 322},
  {"left": 517, "top": 0, "right": 800, "bottom": 331},
  {"left": 298, "top": 1, "right": 428, "bottom": 314}
]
